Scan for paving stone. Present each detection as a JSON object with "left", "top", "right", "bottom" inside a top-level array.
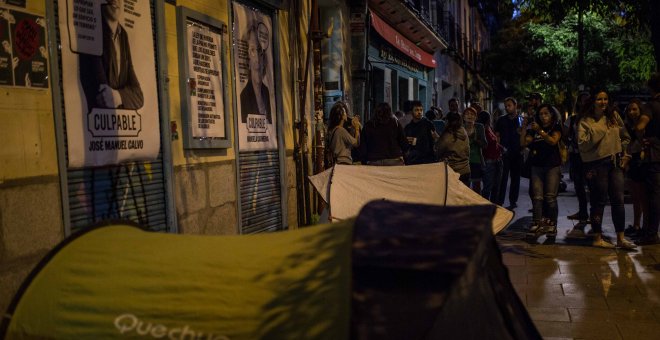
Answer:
[
  {"left": 616, "top": 321, "right": 660, "bottom": 339},
  {"left": 528, "top": 272, "right": 600, "bottom": 285},
  {"left": 568, "top": 307, "right": 657, "bottom": 323},
  {"left": 562, "top": 283, "right": 644, "bottom": 298},
  {"left": 526, "top": 294, "right": 609, "bottom": 309},
  {"left": 514, "top": 283, "right": 564, "bottom": 296},
  {"left": 532, "top": 320, "right": 621, "bottom": 339},
  {"left": 605, "top": 296, "right": 660, "bottom": 310},
  {"left": 527, "top": 307, "right": 570, "bottom": 322}
]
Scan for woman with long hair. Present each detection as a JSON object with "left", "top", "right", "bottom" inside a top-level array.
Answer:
[
  {"left": 359, "top": 102, "right": 408, "bottom": 166},
  {"left": 326, "top": 101, "right": 360, "bottom": 165},
  {"left": 435, "top": 111, "right": 471, "bottom": 185},
  {"left": 623, "top": 98, "right": 647, "bottom": 237},
  {"left": 578, "top": 90, "right": 636, "bottom": 249},
  {"left": 521, "top": 104, "right": 563, "bottom": 238}
]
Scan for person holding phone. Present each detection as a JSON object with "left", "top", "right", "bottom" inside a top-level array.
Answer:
[{"left": 326, "top": 101, "right": 360, "bottom": 165}]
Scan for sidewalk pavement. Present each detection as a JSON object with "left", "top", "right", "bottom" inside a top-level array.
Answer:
[{"left": 496, "top": 175, "right": 660, "bottom": 339}]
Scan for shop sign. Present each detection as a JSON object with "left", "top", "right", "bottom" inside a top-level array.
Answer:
[
  {"left": 379, "top": 46, "right": 423, "bottom": 73},
  {"left": 370, "top": 11, "right": 435, "bottom": 68}
]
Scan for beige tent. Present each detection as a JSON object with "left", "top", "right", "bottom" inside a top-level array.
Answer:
[{"left": 309, "top": 163, "right": 513, "bottom": 233}]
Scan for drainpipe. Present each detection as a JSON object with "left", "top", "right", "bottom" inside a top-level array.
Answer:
[
  {"left": 293, "top": 0, "right": 321, "bottom": 226},
  {"left": 292, "top": 0, "right": 309, "bottom": 226}
]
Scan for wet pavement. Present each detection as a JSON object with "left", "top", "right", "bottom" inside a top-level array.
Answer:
[{"left": 497, "top": 175, "right": 660, "bottom": 339}]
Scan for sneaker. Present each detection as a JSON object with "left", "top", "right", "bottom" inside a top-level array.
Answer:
[
  {"left": 592, "top": 238, "right": 616, "bottom": 249},
  {"left": 616, "top": 239, "right": 637, "bottom": 250},
  {"left": 506, "top": 203, "right": 518, "bottom": 210},
  {"left": 635, "top": 234, "right": 660, "bottom": 246},
  {"left": 566, "top": 228, "right": 586, "bottom": 239}
]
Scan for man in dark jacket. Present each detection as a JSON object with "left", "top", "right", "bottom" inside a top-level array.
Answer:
[
  {"left": 404, "top": 100, "right": 437, "bottom": 165},
  {"left": 495, "top": 97, "right": 522, "bottom": 209}
]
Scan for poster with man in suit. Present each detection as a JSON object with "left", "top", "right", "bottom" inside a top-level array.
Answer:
[{"left": 58, "top": 0, "right": 159, "bottom": 168}]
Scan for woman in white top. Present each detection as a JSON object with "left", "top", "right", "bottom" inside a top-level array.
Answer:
[{"left": 577, "top": 90, "right": 636, "bottom": 249}]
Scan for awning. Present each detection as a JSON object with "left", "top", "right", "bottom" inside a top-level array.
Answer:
[{"left": 370, "top": 11, "right": 436, "bottom": 68}]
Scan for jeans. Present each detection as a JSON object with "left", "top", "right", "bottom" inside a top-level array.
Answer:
[
  {"left": 482, "top": 159, "right": 502, "bottom": 203},
  {"left": 584, "top": 157, "right": 625, "bottom": 233},
  {"left": 530, "top": 165, "right": 561, "bottom": 223},
  {"left": 644, "top": 163, "right": 660, "bottom": 237},
  {"left": 497, "top": 151, "right": 522, "bottom": 206},
  {"left": 568, "top": 152, "right": 588, "bottom": 218}
]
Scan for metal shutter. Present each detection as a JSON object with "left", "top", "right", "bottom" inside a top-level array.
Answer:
[
  {"left": 52, "top": 0, "right": 171, "bottom": 234},
  {"left": 239, "top": 150, "right": 283, "bottom": 233}
]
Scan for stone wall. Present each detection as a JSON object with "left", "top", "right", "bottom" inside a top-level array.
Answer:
[{"left": 0, "top": 176, "right": 64, "bottom": 314}]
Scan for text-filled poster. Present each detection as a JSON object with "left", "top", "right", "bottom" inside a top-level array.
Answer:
[
  {"left": 0, "top": 6, "right": 47, "bottom": 88},
  {"left": 233, "top": 3, "right": 277, "bottom": 151},
  {"left": 58, "top": 0, "right": 160, "bottom": 168},
  {"left": 186, "top": 22, "right": 225, "bottom": 138}
]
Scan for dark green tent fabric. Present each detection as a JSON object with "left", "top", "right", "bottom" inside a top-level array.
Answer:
[
  {"left": 351, "top": 201, "right": 541, "bottom": 340},
  {"left": 1, "top": 221, "right": 353, "bottom": 339}
]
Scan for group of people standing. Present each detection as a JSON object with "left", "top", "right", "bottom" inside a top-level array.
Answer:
[
  {"left": 562, "top": 75, "right": 660, "bottom": 247},
  {"left": 324, "top": 75, "right": 660, "bottom": 249},
  {"left": 325, "top": 97, "right": 506, "bottom": 202}
]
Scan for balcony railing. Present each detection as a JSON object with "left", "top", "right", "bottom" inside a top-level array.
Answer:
[{"left": 396, "top": 1, "right": 485, "bottom": 71}]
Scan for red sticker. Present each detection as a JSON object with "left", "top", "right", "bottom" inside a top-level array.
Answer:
[{"left": 14, "top": 18, "right": 40, "bottom": 60}]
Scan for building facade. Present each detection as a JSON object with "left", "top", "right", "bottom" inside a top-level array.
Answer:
[
  {"left": 0, "top": 0, "right": 313, "bottom": 313},
  {"left": 316, "top": 0, "right": 493, "bottom": 118},
  {"left": 0, "top": 0, "right": 493, "bottom": 314}
]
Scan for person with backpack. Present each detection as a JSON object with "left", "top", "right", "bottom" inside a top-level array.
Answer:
[{"left": 326, "top": 101, "right": 360, "bottom": 166}]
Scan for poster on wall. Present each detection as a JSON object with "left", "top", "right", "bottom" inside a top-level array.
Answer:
[
  {"left": 57, "top": 0, "right": 160, "bottom": 168},
  {"left": 0, "top": 6, "right": 47, "bottom": 88},
  {"left": 186, "top": 21, "right": 225, "bottom": 139},
  {"left": 233, "top": 2, "right": 277, "bottom": 151}
]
